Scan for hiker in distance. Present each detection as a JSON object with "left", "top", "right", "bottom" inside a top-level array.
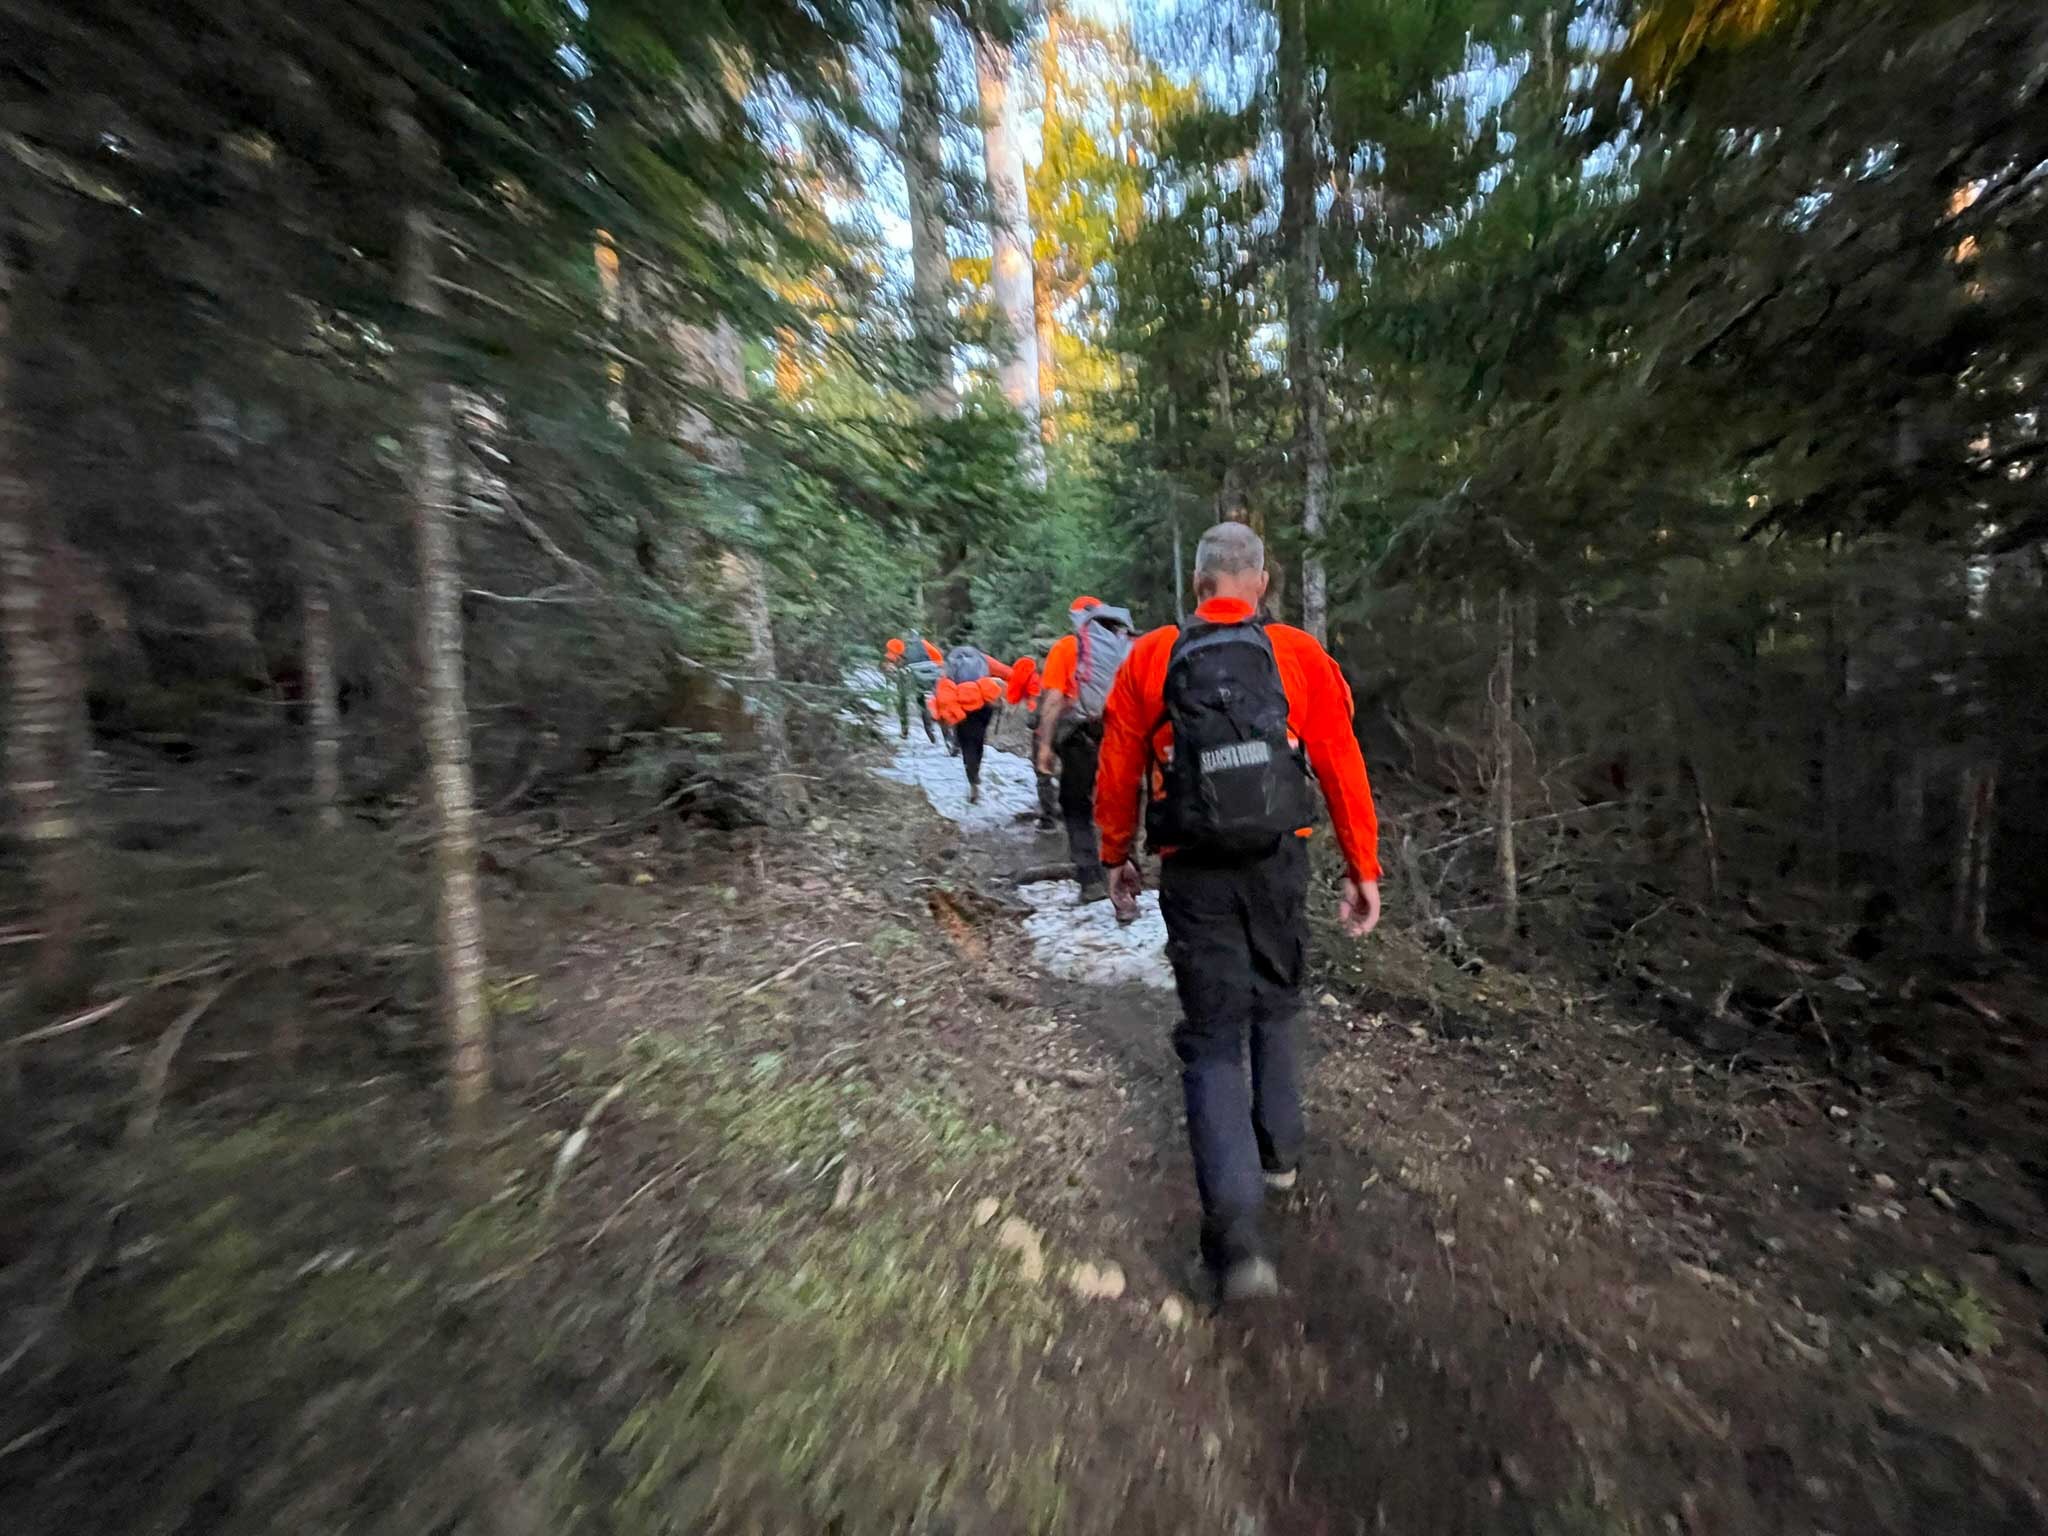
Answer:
[
  {"left": 883, "top": 632, "right": 946, "bottom": 748},
  {"left": 928, "top": 644, "right": 1012, "bottom": 805},
  {"left": 1094, "top": 522, "right": 1382, "bottom": 1302},
  {"left": 1035, "top": 596, "right": 1137, "bottom": 902}
]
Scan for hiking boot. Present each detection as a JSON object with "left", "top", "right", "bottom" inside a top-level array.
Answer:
[
  {"left": 1220, "top": 1256, "right": 1279, "bottom": 1304},
  {"left": 1263, "top": 1166, "right": 1299, "bottom": 1193},
  {"left": 1035, "top": 813, "right": 1056, "bottom": 832},
  {"left": 1078, "top": 875, "right": 1109, "bottom": 904}
]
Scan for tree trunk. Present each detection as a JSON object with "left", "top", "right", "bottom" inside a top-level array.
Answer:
[
  {"left": 1214, "top": 350, "right": 1247, "bottom": 522},
  {"left": 0, "top": 244, "right": 88, "bottom": 1001},
  {"left": 1172, "top": 509, "right": 1187, "bottom": 626},
  {"left": 974, "top": 27, "right": 1046, "bottom": 485},
  {"left": 1953, "top": 759, "right": 1996, "bottom": 950},
  {"left": 304, "top": 580, "right": 342, "bottom": 830},
  {"left": 1278, "top": 0, "right": 1330, "bottom": 643},
  {"left": 669, "top": 85, "right": 791, "bottom": 780},
  {"left": 1895, "top": 747, "right": 1928, "bottom": 899},
  {"left": 1033, "top": 270, "right": 1058, "bottom": 445},
  {"left": 1032, "top": 6, "right": 1062, "bottom": 442},
  {"left": 1685, "top": 755, "right": 1720, "bottom": 901},
  {"left": 394, "top": 111, "right": 492, "bottom": 1136},
  {"left": 1970, "top": 761, "right": 1996, "bottom": 949},
  {"left": 672, "top": 313, "right": 791, "bottom": 778},
  {"left": 1821, "top": 572, "right": 1848, "bottom": 899},
  {"left": 897, "top": 0, "right": 957, "bottom": 417},
  {"left": 594, "top": 231, "right": 628, "bottom": 428},
  {"left": 1493, "top": 592, "right": 1518, "bottom": 936}
]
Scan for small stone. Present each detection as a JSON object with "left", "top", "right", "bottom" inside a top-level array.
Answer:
[
  {"left": 1064, "top": 1260, "right": 1125, "bottom": 1300},
  {"left": 995, "top": 1217, "right": 1045, "bottom": 1284},
  {"left": 831, "top": 1163, "right": 861, "bottom": 1211},
  {"left": 1872, "top": 1173, "right": 1898, "bottom": 1193},
  {"left": 1201, "top": 1429, "right": 1223, "bottom": 1463},
  {"left": 630, "top": 870, "right": 655, "bottom": 886},
  {"left": 1159, "top": 1295, "right": 1188, "bottom": 1329},
  {"left": 1319, "top": 992, "right": 1341, "bottom": 1008},
  {"left": 971, "top": 1196, "right": 1001, "bottom": 1228}
]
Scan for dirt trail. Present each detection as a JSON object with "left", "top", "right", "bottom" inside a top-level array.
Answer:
[{"left": 885, "top": 729, "right": 2048, "bottom": 1536}]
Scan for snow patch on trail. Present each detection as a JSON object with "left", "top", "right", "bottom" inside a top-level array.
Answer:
[
  {"left": 875, "top": 720, "right": 1043, "bottom": 831},
  {"left": 1016, "top": 883, "right": 1172, "bottom": 992},
  {"left": 877, "top": 725, "right": 1173, "bottom": 991}
]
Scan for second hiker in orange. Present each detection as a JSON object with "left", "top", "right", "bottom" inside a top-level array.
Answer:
[{"left": 1035, "top": 597, "right": 1137, "bottom": 901}]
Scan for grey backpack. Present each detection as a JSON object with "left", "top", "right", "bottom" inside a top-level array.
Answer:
[
  {"left": 902, "top": 631, "right": 941, "bottom": 685},
  {"left": 1067, "top": 605, "right": 1135, "bottom": 724},
  {"left": 943, "top": 645, "right": 990, "bottom": 684}
]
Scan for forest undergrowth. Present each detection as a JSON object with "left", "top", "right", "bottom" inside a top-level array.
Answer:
[{"left": 3, "top": 713, "right": 2044, "bottom": 1536}]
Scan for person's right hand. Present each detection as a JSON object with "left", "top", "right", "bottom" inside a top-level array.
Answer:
[{"left": 1339, "top": 877, "right": 1381, "bottom": 939}]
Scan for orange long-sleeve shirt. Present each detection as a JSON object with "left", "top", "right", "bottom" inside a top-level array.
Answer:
[
  {"left": 1039, "top": 633, "right": 1080, "bottom": 696},
  {"left": 1094, "top": 597, "right": 1381, "bottom": 881}
]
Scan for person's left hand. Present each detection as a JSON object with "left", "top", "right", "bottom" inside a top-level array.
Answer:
[
  {"left": 1339, "top": 877, "right": 1381, "bottom": 938},
  {"left": 1108, "top": 859, "right": 1143, "bottom": 921}
]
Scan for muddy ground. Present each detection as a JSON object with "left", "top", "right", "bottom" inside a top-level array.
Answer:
[{"left": 2, "top": 718, "right": 2045, "bottom": 1535}]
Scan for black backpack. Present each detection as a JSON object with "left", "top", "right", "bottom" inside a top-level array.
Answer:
[{"left": 1146, "top": 620, "right": 1314, "bottom": 858}]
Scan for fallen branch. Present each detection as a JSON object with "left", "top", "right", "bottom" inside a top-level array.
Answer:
[
  {"left": 739, "top": 940, "right": 862, "bottom": 998},
  {"left": 1008, "top": 862, "right": 1076, "bottom": 885},
  {"left": 127, "top": 979, "right": 236, "bottom": 1143},
  {"left": 543, "top": 1080, "right": 628, "bottom": 1209},
  {"left": 1002, "top": 1061, "right": 1106, "bottom": 1089},
  {"left": 1414, "top": 804, "right": 1617, "bottom": 858},
  {"left": 3, "top": 994, "right": 133, "bottom": 1051}
]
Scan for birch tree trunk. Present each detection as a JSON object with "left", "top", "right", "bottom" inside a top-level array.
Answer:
[
  {"left": 897, "top": 0, "right": 957, "bottom": 417},
  {"left": 1493, "top": 592, "right": 1518, "bottom": 936},
  {"left": 1032, "top": 7, "right": 1061, "bottom": 441},
  {"left": 0, "top": 245, "right": 88, "bottom": 999},
  {"left": 1278, "top": 0, "right": 1330, "bottom": 643},
  {"left": 974, "top": 28, "right": 1046, "bottom": 485},
  {"left": 304, "top": 579, "right": 342, "bottom": 830},
  {"left": 393, "top": 111, "right": 491, "bottom": 1135}
]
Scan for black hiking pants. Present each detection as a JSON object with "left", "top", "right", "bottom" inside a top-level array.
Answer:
[
  {"left": 956, "top": 706, "right": 992, "bottom": 789},
  {"left": 1035, "top": 766, "right": 1058, "bottom": 822},
  {"left": 1057, "top": 721, "right": 1104, "bottom": 886},
  {"left": 1159, "top": 838, "right": 1309, "bottom": 1273}
]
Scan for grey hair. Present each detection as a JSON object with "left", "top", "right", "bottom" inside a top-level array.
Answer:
[{"left": 1194, "top": 521, "right": 1265, "bottom": 579}]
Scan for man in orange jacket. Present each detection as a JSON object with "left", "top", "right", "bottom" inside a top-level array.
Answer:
[
  {"left": 1036, "top": 596, "right": 1137, "bottom": 901},
  {"left": 1094, "top": 521, "right": 1381, "bottom": 1302}
]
